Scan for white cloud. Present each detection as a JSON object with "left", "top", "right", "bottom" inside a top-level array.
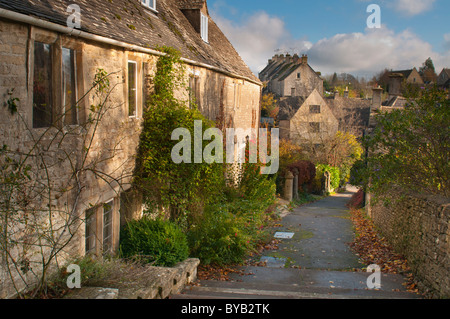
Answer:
[
  {"left": 308, "top": 26, "right": 450, "bottom": 76},
  {"left": 212, "top": 10, "right": 450, "bottom": 78},
  {"left": 358, "top": 0, "right": 436, "bottom": 16},
  {"left": 212, "top": 11, "right": 312, "bottom": 74},
  {"left": 444, "top": 33, "right": 450, "bottom": 51},
  {"left": 393, "top": 0, "right": 436, "bottom": 16}
]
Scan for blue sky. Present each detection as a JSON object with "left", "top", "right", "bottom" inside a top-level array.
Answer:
[{"left": 208, "top": 0, "right": 450, "bottom": 78}]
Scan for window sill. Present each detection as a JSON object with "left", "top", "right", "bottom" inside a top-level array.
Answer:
[{"left": 142, "top": 5, "right": 158, "bottom": 15}]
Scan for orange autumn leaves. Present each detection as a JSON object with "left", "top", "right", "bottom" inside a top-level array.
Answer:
[{"left": 348, "top": 208, "right": 419, "bottom": 293}]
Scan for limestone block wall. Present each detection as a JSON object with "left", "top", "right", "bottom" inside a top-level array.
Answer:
[{"left": 368, "top": 190, "right": 450, "bottom": 298}]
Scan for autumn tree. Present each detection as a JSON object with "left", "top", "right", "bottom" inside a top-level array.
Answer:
[
  {"left": 261, "top": 92, "right": 279, "bottom": 119},
  {"left": 359, "top": 85, "right": 449, "bottom": 196},
  {"left": 419, "top": 57, "right": 438, "bottom": 84}
]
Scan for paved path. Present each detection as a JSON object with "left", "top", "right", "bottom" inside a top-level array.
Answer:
[{"left": 173, "top": 186, "right": 421, "bottom": 299}]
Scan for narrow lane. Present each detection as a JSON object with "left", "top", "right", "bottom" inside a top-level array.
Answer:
[{"left": 174, "top": 186, "right": 420, "bottom": 299}]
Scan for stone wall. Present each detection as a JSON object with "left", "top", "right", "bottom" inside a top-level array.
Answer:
[{"left": 367, "top": 190, "right": 450, "bottom": 298}]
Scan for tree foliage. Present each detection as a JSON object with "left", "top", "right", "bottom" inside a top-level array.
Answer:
[
  {"left": 360, "top": 86, "right": 449, "bottom": 196},
  {"left": 135, "top": 46, "right": 225, "bottom": 222}
]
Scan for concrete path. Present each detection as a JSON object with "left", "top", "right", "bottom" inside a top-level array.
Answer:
[{"left": 173, "top": 186, "right": 421, "bottom": 299}]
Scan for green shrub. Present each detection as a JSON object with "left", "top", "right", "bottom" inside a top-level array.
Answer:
[
  {"left": 120, "top": 217, "right": 189, "bottom": 267},
  {"left": 187, "top": 208, "right": 252, "bottom": 266},
  {"left": 313, "top": 164, "right": 341, "bottom": 193},
  {"left": 188, "top": 163, "right": 276, "bottom": 266}
]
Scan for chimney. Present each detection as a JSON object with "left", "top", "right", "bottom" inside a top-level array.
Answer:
[
  {"left": 334, "top": 90, "right": 339, "bottom": 99},
  {"left": 344, "top": 87, "right": 349, "bottom": 98},
  {"left": 301, "top": 54, "right": 308, "bottom": 65},
  {"left": 293, "top": 54, "right": 300, "bottom": 64},
  {"left": 371, "top": 86, "right": 383, "bottom": 111},
  {"left": 388, "top": 73, "right": 404, "bottom": 99}
]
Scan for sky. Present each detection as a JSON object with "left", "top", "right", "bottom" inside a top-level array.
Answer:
[{"left": 207, "top": 0, "right": 450, "bottom": 79}]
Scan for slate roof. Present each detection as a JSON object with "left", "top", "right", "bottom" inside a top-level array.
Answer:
[
  {"left": 0, "top": 0, "right": 258, "bottom": 83},
  {"left": 383, "top": 96, "right": 409, "bottom": 108},
  {"left": 177, "top": 0, "right": 206, "bottom": 10},
  {"left": 278, "top": 96, "right": 306, "bottom": 121},
  {"left": 391, "top": 69, "right": 413, "bottom": 78},
  {"left": 325, "top": 97, "right": 372, "bottom": 137}
]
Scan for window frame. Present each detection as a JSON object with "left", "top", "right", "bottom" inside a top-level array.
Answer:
[
  {"left": 141, "top": 0, "right": 157, "bottom": 12},
  {"left": 309, "top": 105, "right": 321, "bottom": 114},
  {"left": 31, "top": 34, "right": 84, "bottom": 129},
  {"left": 127, "top": 60, "right": 138, "bottom": 118},
  {"left": 84, "top": 198, "right": 120, "bottom": 257},
  {"left": 201, "top": 13, "right": 209, "bottom": 43},
  {"left": 61, "top": 47, "right": 79, "bottom": 126},
  {"left": 102, "top": 200, "right": 114, "bottom": 255},
  {"left": 32, "top": 41, "right": 54, "bottom": 129}
]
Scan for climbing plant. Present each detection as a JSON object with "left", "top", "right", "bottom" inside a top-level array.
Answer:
[{"left": 134, "top": 46, "right": 225, "bottom": 223}]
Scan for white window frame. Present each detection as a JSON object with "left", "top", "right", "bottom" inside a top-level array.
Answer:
[
  {"left": 128, "top": 60, "right": 138, "bottom": 118},
  {"left": 201, "top": 13, "right": 209, "bottom": 43},
  {"left": 141, "top": 0, "right": 157, "bottom": 12}
]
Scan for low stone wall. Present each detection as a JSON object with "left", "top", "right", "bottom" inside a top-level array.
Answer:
[
  {"left": 367, "top": 190, "right": 450, "bottom": 298},
  {"left": 66, "top": 258, "right": 200, "bottom": 299}
]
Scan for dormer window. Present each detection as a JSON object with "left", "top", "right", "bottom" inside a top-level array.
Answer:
[
  {"left": 201, "top": 13, "right": 208, "bottom": 43},
  {"left": 141, "top": 0, "right": 156, "bottom": 11}
]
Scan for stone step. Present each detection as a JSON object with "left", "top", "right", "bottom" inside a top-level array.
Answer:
[
  {"left": 175, "top": 279, "right": 420, "bottom": 300},
  {"left": 173, "top": 267, "right": 421, "bottom": 300}
]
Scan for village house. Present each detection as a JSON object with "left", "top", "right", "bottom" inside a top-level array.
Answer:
[
  {"left": 260, "top": 54, "right": 324, "bottom": 98},
  {"left": 0, "top": 0, "right": 261, "bottom": 298},
  {"left": 437, "top": 68, "right": 450, "bottom": 89},
  {"left": 262, "top": 54, "right": 376, "bottom": 147},
  {"left": 389, "top": 67, "right": 424, "bottom": 86}
]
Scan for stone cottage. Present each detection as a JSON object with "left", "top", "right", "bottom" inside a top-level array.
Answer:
[
  {"left": 264, "top": 54, "right": 377, "bottom": 147},
  {"left": 0, "top": 0, "right": 261, "bottom": 298},
  {"left": 437, "top": 68, "right": 450, "bottom": 89},
  {"left": 389, "top": 68, "right": 424, "bottom": 86},
  {"left": 260, "top": 54, "right": 324, "bottom": 98}
]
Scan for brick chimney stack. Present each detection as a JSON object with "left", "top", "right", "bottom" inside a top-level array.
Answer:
[
  {"left": 301, "top": 54, "right": 308, "bottom": 65},
  {"left": 371, "top": 86, "right": 383, "bottom": 111},
  {"left": 388, "top": 73, "right": 404, "bottom": 99}
]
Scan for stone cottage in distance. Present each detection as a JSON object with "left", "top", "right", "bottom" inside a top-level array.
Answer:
[
  {"left": 261, "top": 54, "right": 377, "bottom": 146},
  {"left": 0, "top": 0, "right": 261, "bottom": 298},
  {"left": 260, "top": 54, "right": 324, "bottom": 98}
]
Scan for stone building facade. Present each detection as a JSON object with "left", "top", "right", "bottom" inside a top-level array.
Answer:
[
  {"left": 0, "top": 0, "right": 261, "bottom": 298},
  {"left": 260, "top": 54, "right": 323, "bottom": 98}
]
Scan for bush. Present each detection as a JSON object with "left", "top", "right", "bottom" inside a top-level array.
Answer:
[
  {"left": 347, "top": 189, "right": 365, "bottom": 209},
  {"left": 120, "top": 217, "right": 189, "bottom": 267},
  {"left": 188, "top": 208, "right": 251, "bottom": 266},
  {"left": 287, "top": 160, "right": 316, "bottom": 192},
  {"left": 363, "top": 86, "right": 449, "bottom": 196},
  {"left": 312, "top": 164, "right": 341, "bottom": 194},
  {"left": 188, "top": 163, "right": 276, "bottom": 266}
]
